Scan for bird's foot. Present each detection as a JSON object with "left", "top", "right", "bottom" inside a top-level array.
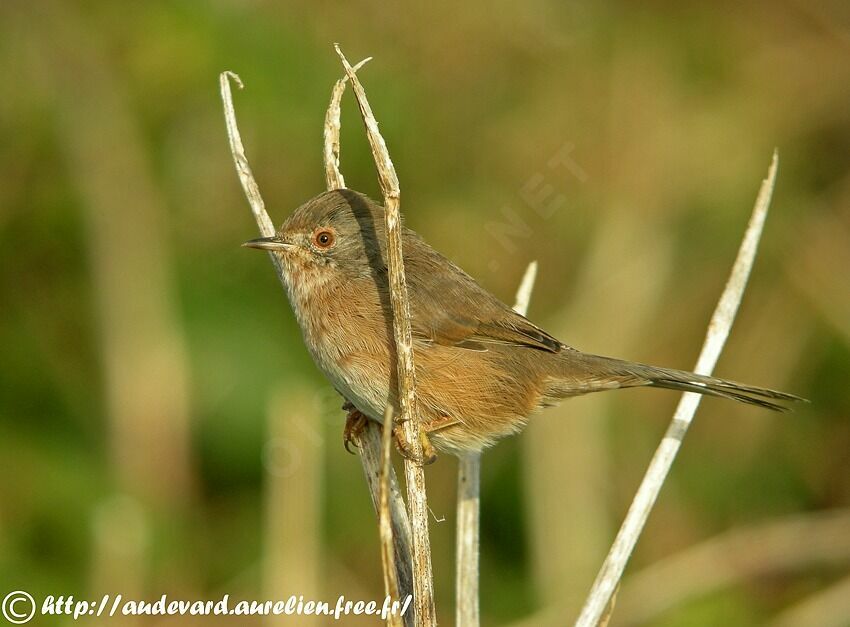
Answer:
[
  {"left": 342, "top": 398, "right": 443, "bottom": 465},
  {"left": 392, "top": 421, "right": 438, "bottom": 466},
  {"left": 343, "top": 407, "right": 369, "bottom": 454}
]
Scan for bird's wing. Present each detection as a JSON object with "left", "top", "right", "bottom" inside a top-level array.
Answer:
[{"left": 401, "top": 233, "right": 563, "bottom": 353}]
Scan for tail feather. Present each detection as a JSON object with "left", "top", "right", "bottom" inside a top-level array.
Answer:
[
  {"left": 647, "top": 377, "right": 794, "bottom": 412},
  {"left": 555, "top": 353, "right": 807, "bottom": 412}
]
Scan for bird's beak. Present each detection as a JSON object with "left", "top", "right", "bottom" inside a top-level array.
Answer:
[{"left": 242, "top": 235, "right": 292, "bottom": 251}]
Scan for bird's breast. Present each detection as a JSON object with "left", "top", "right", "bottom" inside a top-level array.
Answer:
[{"left": 287, "top": 275, "right": 393, "bottom": 421}]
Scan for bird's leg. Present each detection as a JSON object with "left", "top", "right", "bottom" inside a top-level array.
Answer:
[
  {"left": 343, "top": 396, "right": 457, "bottom": 465},
  {"left": 342, "top": 401, "right": 370, "bottom": 454},
  {"left": 392, "top": 421, "right": 437, "bottom": 465},
  {"left": 391, "top": 415, "right": 458, "bottom": 465}
]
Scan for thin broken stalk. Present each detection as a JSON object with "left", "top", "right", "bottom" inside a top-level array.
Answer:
[
  {"left": 456, "top": 261, "right": 538, "bottom": 626},
  {"left": 455, "top": 452, "right": 481, "bottom": 626},
  {"left": 335, "top": 44, "right": 436, "bottom": 626},
  {"left": 575, "top": 151, "right": 779, "bottom": 627},
  {"left": 219, "top": 72, "right": 281, "bottom": 269},
  {"left": 354, "top": 422, "right": 415, "bottom": 611},
  {"left": 323, "top": 57, "right": 371, "bottom": 190},
  {"left": 380, "top": 405, "right": 404, "bottom": 627},
  {"left": 322, "top": 62, "right": 414, "bottom": 618}
]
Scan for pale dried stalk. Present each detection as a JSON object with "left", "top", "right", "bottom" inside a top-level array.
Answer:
[
  {"left": 576, "top": 151, "right": 779, "bottom": 627},
  {"left": 380, "top": 405, "right": 404, "bottom": 627},
  {"left": 322, "top": 63, "right": 414, "bottom": 619},
  {"left": 335, "top": 44, "right": 436, "bottom": 626},
  {"left": 220, "top": 73, "right": 280, "bottom": 253},
  {"left": 456, "top": 261, "right": 538, "bottom": 626},
  {"left": 513, "top": 262, "right": 539, "bottom": 317},
  {"left": 455, "top": 453, "right": 481, "bottom": 627},
  {"left": 356, "top": 422, "right": 415, "bottom": 610},
  {"left": 323, "top": 57, "right": 371, "bottom": 190}
]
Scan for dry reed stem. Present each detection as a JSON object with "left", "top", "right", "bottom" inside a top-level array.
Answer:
[
  {"left": 455, "top": 261, "right": 538, "bottom": 626},
  {"left": 380, "top": 405, "right": 404, "bottom": 627},
  {"left": 220, "top": 73, "right": 280, "bottom": 251},
  {"left": 322, "top": 62, "right": 414, "bottom": 620},
  {"left": 514, "top": 261, "right": 539, "bottom": 317},
  {"left": 356, "top": 422, "right": 415, "bottom": 610},
  {"left": 576, "top": 151, "right": 779, "bottom": 627},
  {"left": 323, "top": 57, "right": 371, "bottom": 190},
  {"left": 335, "top": 45, "right": 436, "bottom": 626},
  {"left": 455, "top": 452, "right": 481, "bottom": 626}
]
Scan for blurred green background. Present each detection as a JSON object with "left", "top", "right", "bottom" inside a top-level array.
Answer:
[{"left": 1, "top": 1, "right": 849, "bottom": 625}]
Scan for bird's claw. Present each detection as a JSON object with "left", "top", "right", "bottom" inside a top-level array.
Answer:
[
  {"left": 343, "top": 408, "right": 369, "bottom": 454},
  {"left": 342, "top": 399, "right": 438, "bottom": 465},
  {"left": 392, "top": 422, "right": 438, "bottom": 466}
]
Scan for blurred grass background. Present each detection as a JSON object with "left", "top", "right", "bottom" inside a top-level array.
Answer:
[{"left": 1, "top": 1, "right": 849, "bottom": 625}]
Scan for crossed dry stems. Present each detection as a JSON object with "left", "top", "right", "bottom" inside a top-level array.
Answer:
[{"left": 220, "top": 51, "right": 778, "bottom": 627}]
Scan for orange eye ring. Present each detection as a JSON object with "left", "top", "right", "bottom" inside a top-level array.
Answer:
[{"left": 313, "top": 228, "right": 335, "bottom": 249}]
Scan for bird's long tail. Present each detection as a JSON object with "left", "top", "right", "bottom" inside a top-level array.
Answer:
[{"left": 549, "top": 352, "right": 805, "bottom": 411}]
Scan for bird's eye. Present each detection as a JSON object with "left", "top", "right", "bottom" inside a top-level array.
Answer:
[{"left": 313, "top": 229, "right": 335, "bottom": 249}]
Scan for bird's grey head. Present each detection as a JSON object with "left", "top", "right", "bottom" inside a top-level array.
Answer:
[{"left": 242, "top": 189, "right": 388, "bottom": 281}]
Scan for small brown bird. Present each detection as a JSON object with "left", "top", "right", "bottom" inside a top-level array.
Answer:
[{"left": 245, "top": 189, "right": 802, "bottom": 459}]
